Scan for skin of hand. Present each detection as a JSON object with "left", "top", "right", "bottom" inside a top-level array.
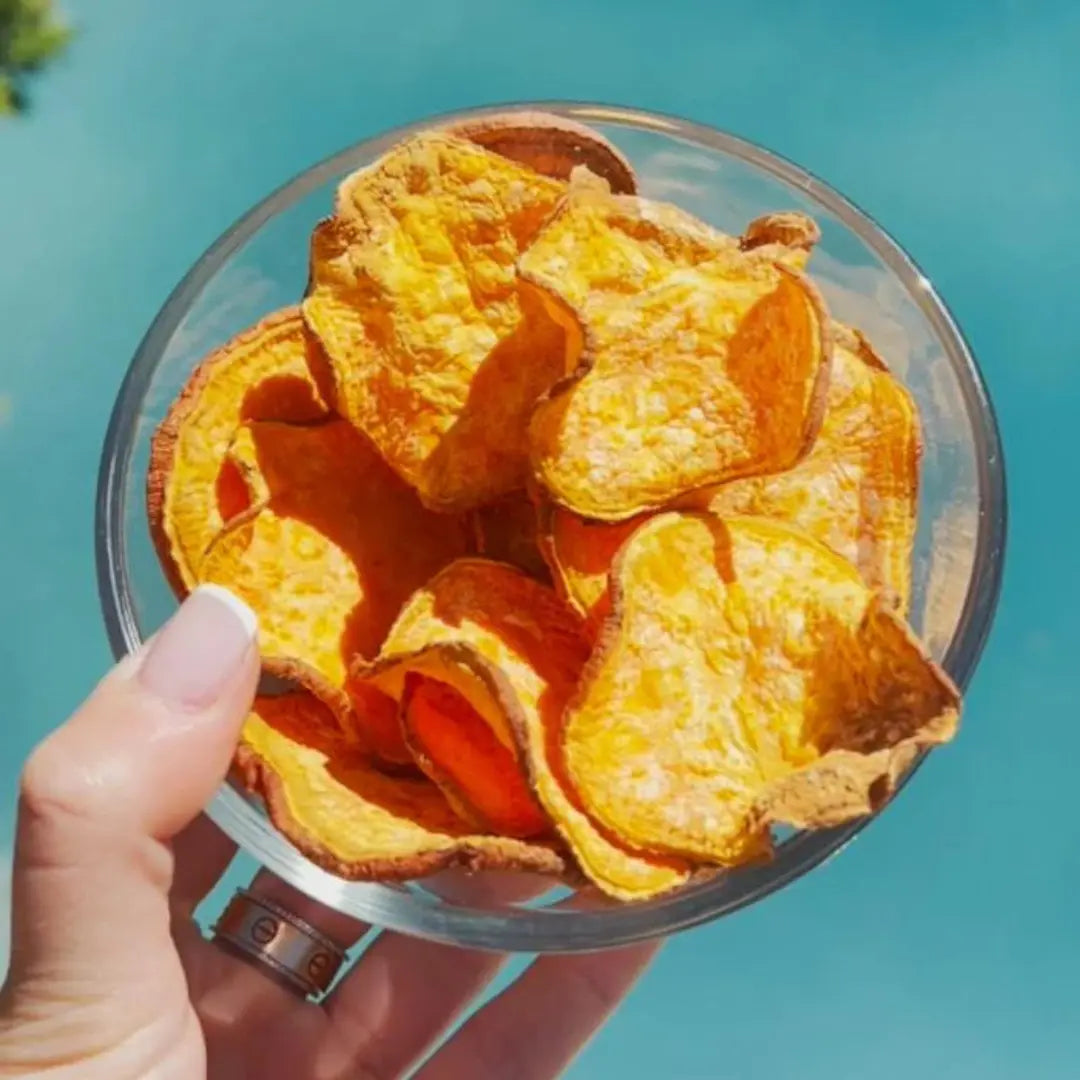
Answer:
[{"left": 0, "top": 586, "right": 660, "bottom": 1080}]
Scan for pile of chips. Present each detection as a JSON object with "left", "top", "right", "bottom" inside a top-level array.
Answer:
[{"left": 148, "top": 112, "right": 960, "bottom": 901}]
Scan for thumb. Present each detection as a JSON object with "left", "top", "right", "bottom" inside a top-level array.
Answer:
[{"left": 2, "top": 585, "right": 258, "bottom": 1012}]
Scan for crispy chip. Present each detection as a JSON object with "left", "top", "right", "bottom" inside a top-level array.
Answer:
[
  {"left": 147, "top": 308, "right": 329, "bottom": 592},
  {"left": 542, "top": 324, "right": 921, "bottom": 617},
  {"left": 146, "top": 117, "right": 952, "bottom": 902},
  {"left": 197, "top": 419, "right": 470, "bottom": 745},
  {"left": 402, "top": 672, "right": 550, "bottom": 838},
  {"left": 522, "top": 188, "right": 832, "bottom": 519},
  {"left": 446, "top": 111, "right": 637, "bottom": 194},
  {"left": 740, "top": 211, "right": 821, "bottom": 269},
  {"left": 537, "top": 501, "right": 646, "bottom": 632},
  {"left": 303, "top": 133, "right": 571, "bottom": 510},
  {"left": 236, "top": 691, "right": 564, "bottom": 879},
  {"left": 262, "top": 655, "right": 355, "bottom": 738},
  {"left": 358, "top": 560, "right": 691, "bottom": 900},
  {"left": 562, "top": 513, "right": 959, "bottom": 864},
  {"left": 698, "top": 324, "right": 921, "bottom": 609},
  {"left": 344, "top": 677, "right": 413, "bottom": 768},
  {"left": 470, "top": 489, "right": 551, "bottom": 583}
]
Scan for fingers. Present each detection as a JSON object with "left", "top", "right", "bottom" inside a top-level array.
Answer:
[
  {"left": 415, "top": 941, "right": 661, "bottom": 1080},
  {"left": 188, "top": 870, "right": 370, "bottom": 1055},
  {"left": 322, "top": 872, "right": 550, "bottom": 1079},
  {"left": 327, "top": 936, "right": 505, "bottom": 1078},
  {"left": 2, "top": 587, "right": 258, "bottom": 1038},
  {"left": 170, "top": 814, "right": 238, "bottom": 914}
]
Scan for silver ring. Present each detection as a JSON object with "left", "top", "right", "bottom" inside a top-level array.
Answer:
[{"left": 212, "top": 888, "right": 347, "bottom": 1000}]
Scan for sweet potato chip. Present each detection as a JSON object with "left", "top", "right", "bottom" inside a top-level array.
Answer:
[
  {"left": 402, "top": 672, "right": 550, "bottom": 838},
  {"left": 542, "top": 324, "right": 921, "bottom": 618},
  {"left": 698, "top": 324, "right": 920, "bottom": 609},
  {"left": 740, "top": 211, "right": 821, "bottom": 269},
  {"left": 261, "top": 655, "right": 355, "bottom": 738},
  {"left": 343, "top": 677, "right": 413, "bottom": 769},
  {"left": 562, "top": 513, "right": 959, "bottom": 864},
  {"left": 303, "top": 133, "right": 571, "bottom": 510},
  {"left": 358, "top": 560, "right": 692, "bottom": 900},
  {"left": 522, "top": 188, "right": 832, "bottom": 519},
  {"left": 470, "top": 489, "right": 551, "bottom": 583},
  {"left": 237, "top": 691, "right": 564, "bottom": 879},
  {"left": 145, "top": 117, "right": 954, "bottom": 902},
  {"left": 197, "top": 419, "right": 470, "bottom": 748},
  {"left": 537, "top": 502, "right": 645, "bottom": 633},
  {"left": 446, "top": 111, "right": 637, "bottom": 194},
  {"left": 147, "top": 308, "right": 329, "bottom": 592}
]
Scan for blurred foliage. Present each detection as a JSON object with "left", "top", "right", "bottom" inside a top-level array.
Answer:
[{"left": 1, "top": 0, "right": 72, "bottom": 115}]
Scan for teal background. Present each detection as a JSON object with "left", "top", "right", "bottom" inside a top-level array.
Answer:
[{"left": 0, "top": 1, "right": 1076, "bottom": 1076}]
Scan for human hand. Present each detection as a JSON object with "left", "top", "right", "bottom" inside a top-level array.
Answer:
[{"left": 0, "top": 587, "right": 659, "bottom": 1079}]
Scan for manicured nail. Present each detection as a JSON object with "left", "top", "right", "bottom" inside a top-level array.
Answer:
[{"left": 138, "top": 585, "right": 258, "bottom": 708}]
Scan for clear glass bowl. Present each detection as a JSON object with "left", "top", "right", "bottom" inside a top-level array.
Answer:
[{"left": 96, "top": 102, "right": 1006, "bottom": 953}]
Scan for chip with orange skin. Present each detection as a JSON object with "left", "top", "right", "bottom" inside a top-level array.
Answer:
[
  {"left": 470, "top": 489, "right": 551, "bottom": 583},
  {"left": 236, "top": 691, "right": 564, "bottom": 880},
  {"left": 144, "top": 116, "right": 951, "bottom": 902},
  {"left": 356, "top": 559, "right": 692, "bottom": 900},
  {"left": 541, "top": 323, "right": 921, "bottom": 618},
  {"left": 401, "top": 672, "right": 550, "bottom": 838},
  {"left": 521, "top": 187, "right": 832, "bottom": 520},
  {"left": 561, "top": 513, "right": 960, "bottom": 865},
  {"left": 258, "top": 655, "right": 357, "bottom": 740},
  {"left": 147, "top": 308, "right": 329, "bottom": 593},
  {"left": 302, "top": 133, "right": 571, "bottom": 511},
  {"left": 343, "top": 677, "right": 413, "bottom": 769},
  {"left": 538, "top": 323, "right": 919, "bottom": 615},
  {"left": 197, "top": 419, "right": 470, "bottom": 753},
  {"left": 537, "top": 502, "right": 646, "bottom": 633},
  {"left": 445, "top": 110, "right": 638, "bottom": 194},
  {"left": 740, "top": 211, "right": 821, "bottom": 269},
  {"left": 696, "top": 324, "right": 921, "bottom": 610}
]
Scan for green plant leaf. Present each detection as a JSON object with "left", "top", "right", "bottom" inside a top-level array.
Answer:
[{"left": 0, "top": 0, "right": 71, "bottom": 114}]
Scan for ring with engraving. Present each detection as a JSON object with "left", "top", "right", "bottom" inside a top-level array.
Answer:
[{"left": 212, "top": 888, "right": 347, "bottom": 999}]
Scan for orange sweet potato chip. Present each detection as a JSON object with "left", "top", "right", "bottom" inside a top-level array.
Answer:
[
  {"left": 699, "top": 324, "right": 921, "bottom": 610},
  {"left": 302, "top": 133, "right": 571, "bottom": 511},
  {"left": 343, "top": 677, "right": 413, "bottom": 769},
  {"left": 147, "top": 308, "right": 329, "bottom": 592},
  {"left": 562, "top": 513, "right": 959, "bottom": 864},
  {"left": 446, "top": 111, "right": 638, "bottom": 194},
  {"left": 357, "top": 559, "right": 691, "bottom": 900},
  {"left": 470, "top": 489, "right": 551, "bottom": 583},
  {"left": 522, "top": 187, "right": 832, "bottom": 519},
  {"left": 145, "top": 117, "right": 953, "bottom": 902},
  {"left": 237, "top": 691, "right": 564, "bottom": 880},
  {"left": 740, "top": 211, "right": 821, "bottom": 269},
  {"left": 537, "top": 502, "right": 645, "bottom": 633},
  {"left": 197, "top": 419, "right": 470, "bottom": 749},
  {"left": 542, "top": 323, "right": 921, "bottom": 619},
  {"left": 401, "top": 672, "right": 550, "bottom": 838}
]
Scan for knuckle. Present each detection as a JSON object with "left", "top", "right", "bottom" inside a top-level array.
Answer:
[{"left": 19, "top": 733, "right": 110, "bottom": 825}]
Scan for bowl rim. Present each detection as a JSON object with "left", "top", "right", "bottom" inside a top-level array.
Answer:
[{"left": 95, "top": 99, "right": 1007, "bottom": 952}]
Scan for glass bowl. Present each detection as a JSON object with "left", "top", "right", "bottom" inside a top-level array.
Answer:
[{"left": 96, "top": 102, "right": 1006, "bottom": 953}]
